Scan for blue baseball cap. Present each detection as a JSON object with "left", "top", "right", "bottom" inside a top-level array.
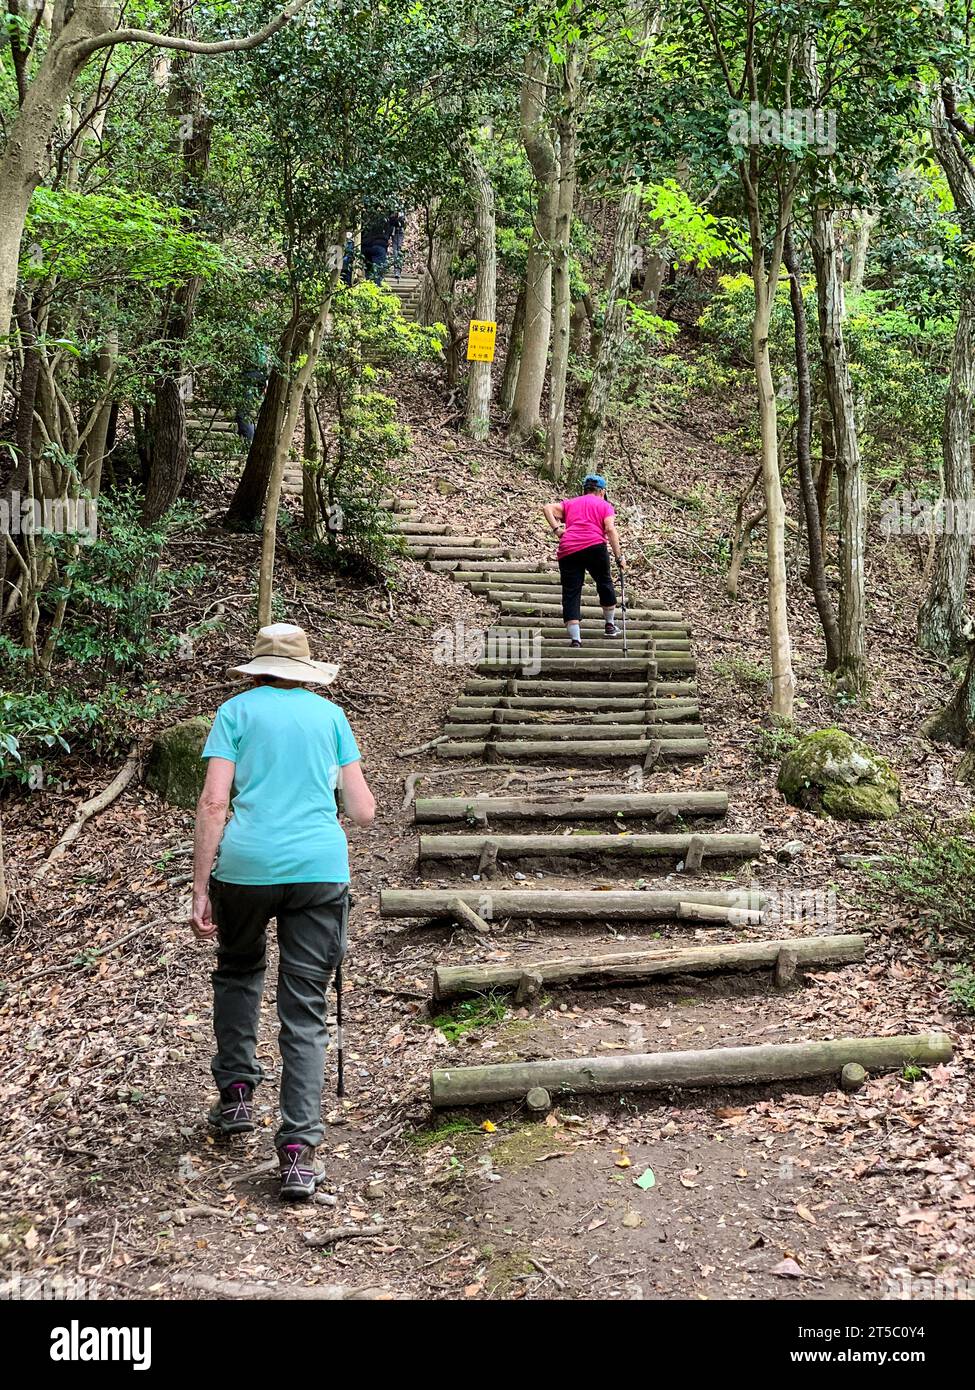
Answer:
[{"left": 583, "top": 473, "right": 608, "bottom": 491}]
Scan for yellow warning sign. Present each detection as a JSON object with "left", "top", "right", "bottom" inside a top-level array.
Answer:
[{"left": 467, "top": 319, "right": 497, "bottom": 362}]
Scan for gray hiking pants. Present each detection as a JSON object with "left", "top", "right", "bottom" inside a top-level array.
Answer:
[{"left": 208, "top": 878, "right": 348, "bottom": 1147}]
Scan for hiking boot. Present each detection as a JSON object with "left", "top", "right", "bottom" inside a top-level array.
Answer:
[
  {"left": 604, "top": 622, "right": 622, "bottom": 637},
  {"left": 278, "top": 1143, "right": 327, "bottom": 1201},
  {"left": 208, "top": 1082, "right": 255, "bottom": 1135},
  {"left": 570, "top": 638, "right": 583, "bottom": 648}
]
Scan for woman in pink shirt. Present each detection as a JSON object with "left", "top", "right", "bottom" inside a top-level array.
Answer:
[{"left": 542, "top": 474, "right": 626, "bottom": 646}]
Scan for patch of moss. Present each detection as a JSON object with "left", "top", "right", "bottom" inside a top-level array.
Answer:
[
  {"left": 484, "top": 1250, "right": 535, "bottom": 1296},
  {"left": 489, "top": 1123, "right": 561, "bottom": 1169},
  {"left": 406, "top": 1117, "right": 480, "bottom": 1150},
  {"left": 146, "top": 715, "right": 212, "bottom": 810},
  {"left": 777, "top": 727, "right": 900, "bottom": 821}
]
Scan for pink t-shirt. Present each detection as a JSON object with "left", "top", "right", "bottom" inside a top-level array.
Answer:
[{"left": 557, "top": 494, "right": 614, "bottom": 558}]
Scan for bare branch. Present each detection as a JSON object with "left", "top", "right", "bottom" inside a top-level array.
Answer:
[{"left": 70, "top": 0, "right": 311, "bottom": 61}]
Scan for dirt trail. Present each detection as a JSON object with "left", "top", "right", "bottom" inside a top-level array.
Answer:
[{"left": 2, "top": 389, "right": 974, "bottom": 1302}]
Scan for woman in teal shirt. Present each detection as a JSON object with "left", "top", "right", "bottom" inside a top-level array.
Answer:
[{"left": 191, "top": 624, "right": 375, "bottom": 1200}]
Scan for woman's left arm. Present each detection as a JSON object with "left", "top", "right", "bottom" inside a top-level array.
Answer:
[{"left": 191, "top": 757, "right": 235, "bottom": 939}]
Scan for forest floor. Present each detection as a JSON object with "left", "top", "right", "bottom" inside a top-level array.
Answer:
[{"left": 2, "top": 340, "right": 975, "bottom": 1302}]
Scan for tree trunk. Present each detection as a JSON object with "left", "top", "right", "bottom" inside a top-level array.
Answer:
[
  {"left": 573, "top": 185, "right": 642, "bottom": 476},
  {"left": 141, "top": 17, "right": 212, "bottom": 526},
  {"left": 543, "top": 51, "right": 582, "bottom": 481},
  {"left": 301, "top": 378, "right": 323, "bottom": 538},
  {"left": 417, "top": 197, "right": 460, "bottom": 328},
  {"left": 257, "top": 277, "right": 338, "bottom": 624},
  {"left": 743, "top": 161, "right": 796, "bottom": 720},
  {"left": 810, "top": 205, "right": 867, "bottom": 693},
  {"left": 80, "top": 327, "right": 118, "bottom": 498},
  {"left": 463, "top": 142, "right": 497, "bottom": 441},
  {"left": 922, "top": 636, "right": 975, "bottom": 784},
  {"left": 500, "top": 283, "right": 526, "bottom": 413},
  {"left": 509, "top": 49, "right": 557, "bottom": 446},
  {"left": 783, "top": 226, "right": 840, "bottom": 670},
  {"left": 846, "top": 208, "right": 878, "bottom": 294},
  {"left": 223, "top": 364, "right": 289, "bottom": 531},
  {"left": 918, "top": 282, "right": 975, "bottom": 656},
  {"left": 918, "top": 95, "right": 975, "bottom": 657}
]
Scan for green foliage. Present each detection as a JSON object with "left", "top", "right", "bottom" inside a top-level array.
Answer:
[
  {"left": 713, "top": 655, "right": 770, "bottom": 689},
  {"left": 301, "top": 282, "right": 442, "bottom": 578},
  {"left": 52, "top": 491, "right": 204, "bottom": 680},
  {"left": 428, "top": 992, "right": 509, "bottom": 1043},
  {"left": 947, "top": 966, "right": 975, "bottom": 1016},
  {"left": 869, "top": 819, "right": 975, "bottom": 945},
  {"left": 22, "top": 188, "right": 225, "bottom": 288},
  {"left": 755, "top": 725, "right": 800, "bottom": 765}
]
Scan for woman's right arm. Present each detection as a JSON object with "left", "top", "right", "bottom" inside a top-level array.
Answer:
[
  {"left": 339, "top": 759, "right": 376, "bottom": 827},
  {"left": 543, "top": 501, "right": 565, "bottom": 534}
]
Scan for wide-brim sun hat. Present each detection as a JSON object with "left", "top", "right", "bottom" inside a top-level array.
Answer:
[{"left": 230, "top": 623, "right": 339, "bottom": 686}]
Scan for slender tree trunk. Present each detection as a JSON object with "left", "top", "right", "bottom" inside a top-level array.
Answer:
[
  {"left": 923, "top": 636, "right": 975, "bottom": 784},
  {"left": 846, "top": 208, "right": 878, "bottom": 295},
  {"left": 80, "top": 327, "right": 118, "bottom": 498},
  {"left": 258, "top": 270, "right": 340, "bottom": 623},
  {"left": 141, "top": 17, "right": 212, "bottom": 526},
  {"left": 810, "top": 205, "right": 867, "bottom": 693},
  {"left": 573, "top": 185, "right": 642, "bottom": 475},
  {"left": 500, "top": 284, "right": 526, "bottom": 414},
  {"left": 918, "top": 92, "right": 975, "bottom": 656},
  {"left": 463, "top": 142, "right": 497, "bottom": 441},
  {"left": 418, "top": 198, "right": 460, "bottom": 328},
  {"left": 0, "top": 812, "right": 7, "bottom": 924},
  {"left": 302, "top": 379, "right": 323, "bottom": 537},
  {"left": 741, "top": 154, "right": 796, "bottom": 721},
  {"left": 784, "top": 226, "right": 840, "bottom": 670},
  {"left": 918, "top": 281, "right": 975, "bottom": 655},
  {"left": 223, "top": 358, "right": 290, "bottom": 531},
  {"left": 544, "top": 51, "right": 582, "bottom": 481},
  {"left": 509, "top": 49, "right": 557, "bottom": 446}
]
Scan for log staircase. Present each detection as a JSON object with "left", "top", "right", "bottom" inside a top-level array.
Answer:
[{"left": 378, "top": 498, "right": 952, "bottom": 1111}]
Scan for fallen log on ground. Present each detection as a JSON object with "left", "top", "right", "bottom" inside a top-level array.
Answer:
[
  {"left": 414, "top": 791, "right": 729, "bottom": 823},
  {"left": 418, "top": 831, "right": 759, "bottom": 864},
  {"left": 380, "top": 887, "right": 764, "bottom": 921},
  {"left": 432, "top": 934, "right": 867, "bottom": 999},
  {"left": 35, "top": 743, "right": 140, "bottom": 881},
  {"left": 430, "top": 1033, "right": 954, "bottom": 1106}
]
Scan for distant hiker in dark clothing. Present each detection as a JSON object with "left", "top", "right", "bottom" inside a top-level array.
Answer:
[
  {"left": 360, "top": 207, "right": 395, "bottom": 283},
  {"left": 235, "top": 348, "right": 269, "bottom": 445},
  {"left": 543, "top": 474, "right": 626, "bottom": 647},
  {"left": 191, "top": 624, "right": 376, "bottom": 1201},
  {"left": 390, "top": 208, "right": 407, "bottom": 281}
]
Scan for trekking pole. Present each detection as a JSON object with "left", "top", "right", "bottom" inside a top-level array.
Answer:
[
  {"left": 335, "top": 962, "right": 345, "bottom": 1098},
  {"left": 617, "top": 559, "right": 628, "bottom": 658}
]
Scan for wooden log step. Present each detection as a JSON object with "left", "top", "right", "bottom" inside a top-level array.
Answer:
[
  {"left": 378, "top": 497, "right": 419, "bottom": 511},
  {"left": 431, "top": 934, "right": 867, "bottom": 1000},
  {"left": 387, "top": 521, "right": 447, "bottom": 535},
  {"left": 380, "top": 887, "right": 764, "bottom": 921},
  {"left": 464, "top": 678, "right": 696, "bottom": 697},
  {"left": 454, "top": 695, "right": 700, "bottom": 715},
  {"left": 494, "top": 616, "right": 691, "bottom": 634},
  {"left": 410, "top": 546, "right": 510, "bottom": 561},
  {"left": 677, "top": 902, "right": 764, "bottom": 926},
  {"left": 500, "top": 601, "right": 685, "bottom": 623},
  {"left": 441, "top": 721, "right": 701, "bottom": 740},
  {"left": 436, "top": 737, "right": 709, "bottom": 760},
  {"left": 446, "top": 705, "right": 700, "bottom": 724},
  {"left": 414, "top": 791, "right": 729, "bottom": 823},
  {"left": 418, "top": 832, "right": 760, "bottom": 864},
  {"left": 533, "top": 636, "right": 693, "bottom": 653},
  {"left": 477, "top": 656, "right": 697, "bottom": 675},
  {"left": 403, "top": 534, "right": 492, "bottom": 547},
  {"left": 439, "top": 559, "right": 556, "bottom": 574},
  {"left": 488, "top": 586, "right": 673, "bottom": 611},
  {"left": 429, "top": 1033, "right": 954, "bottom": 1106}
]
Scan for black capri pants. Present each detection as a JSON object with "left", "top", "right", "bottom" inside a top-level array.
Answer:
[{"left": 558, "top": 542, "right": 616, "bottom": 622}]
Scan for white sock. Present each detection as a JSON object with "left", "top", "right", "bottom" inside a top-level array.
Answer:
[
  {"left": 604, "top": 608, "right": 616, "bottom": 625},
  {"left": 567, "top": 621, "right": 581, "bottom": 642}
]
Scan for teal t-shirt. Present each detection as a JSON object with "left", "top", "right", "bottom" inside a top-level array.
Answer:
[{"left": 202, "top": 685, "right": 361, "bottom": 885}]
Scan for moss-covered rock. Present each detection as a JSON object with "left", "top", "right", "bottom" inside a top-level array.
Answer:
[
  {"left": 146, "top": 715, "right": 212, "bottom": 810},
  {"left": 777, "top": 727, "right": 900, "bottom": 821}
]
